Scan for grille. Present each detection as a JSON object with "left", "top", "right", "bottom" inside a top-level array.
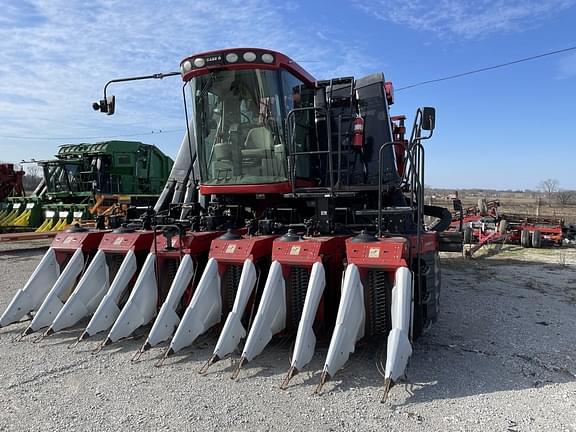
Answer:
[
  {"left": 366, "top": 270, "right": 391, "bottom": 336},
  {"left": 106, "top": 253, "right": 125, "bottom": 282},
  {"left": 222, "top": 264, "right": 242, "bottom": 311},
  {"left": 166, "top": 258, "right": 178, "bottom": 281},
  {"left": 288, "top": 266, "right": 310, "bottom": 328}
]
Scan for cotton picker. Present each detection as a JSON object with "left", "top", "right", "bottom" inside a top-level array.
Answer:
[{"left": 1, "top": 48, "right": 461, "bottom": 401}]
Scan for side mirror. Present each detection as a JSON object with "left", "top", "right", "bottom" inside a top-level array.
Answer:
[
  {"left": 92, "top": 95, "right": 116, "bottom": 115},
  {"left": 421, "top": 107, "right": 435, "bottom": 131}
]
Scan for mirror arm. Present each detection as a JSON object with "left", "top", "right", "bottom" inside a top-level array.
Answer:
[
  {"left": 413, "top": 128, "right": 434, "bottom": 142},
  {"left": 94, "top": 71, "right": 180, "bottom": 115},
  {"left": 102, "top": 71, "right": 180, "bottom": 101}
]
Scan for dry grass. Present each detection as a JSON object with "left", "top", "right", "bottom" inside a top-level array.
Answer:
[
  {"left": 429, "top": 190, "right": 576, "bottom": 224},
  {"left": 556, "top": 250, "right": 568, "bottom": 267}
]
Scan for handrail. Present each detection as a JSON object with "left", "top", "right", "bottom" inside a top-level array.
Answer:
[{"left": 285, "top": 106, "right": 334, "bottom": 196}]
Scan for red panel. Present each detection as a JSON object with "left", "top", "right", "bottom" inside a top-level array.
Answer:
[
  {"left": 384, "top": 81, "right": 394, "bottom": 105},
  {"left": 200, "top": 182, "right": 292, "bottom": 195},
  {"left": 408, "top": 233, "right": 439, "bottom": 256},
  {"left": 271, "top": 236, "right": 348, "bottom": 328},
  {"left": 97, "top": 231, "right": 155, "bottom": 253},
  {"left": 519, "top": 225, "right": 562, "bottom": 235},
  {"left": 152, "top": 231, "right": 224, "bottom": 258},
  {"left": 209, "top": 235, "right": 278, "bottom": 264},
  {"left": 180, "top": 48, "right": 316, "bottom": 86},
  {"left": 271, "top": 236, "right": 347, "bottom": 267},
  {"left": 346, "top": 237, "right": 409, "bottom": 270},
  {"left": 200, "top": 179, "right": 318, "bottom": 195},
  {"left": 51, "top": 230, "right": 108, "bottom": 253}
]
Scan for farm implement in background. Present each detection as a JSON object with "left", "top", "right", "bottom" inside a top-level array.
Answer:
[
  {"left": 0, "top": 141, "right": 173, "bottom": 236},
  {"left": 452, "top": 199, "right": 567, "bottom": 257}
]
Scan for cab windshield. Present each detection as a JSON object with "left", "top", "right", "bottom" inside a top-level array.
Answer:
[
  {"left": 42, "top": 162, "right": 84, "bottom": 193},
  {"left": 189, "top": 69, "right": 288, "bottom": 185}
]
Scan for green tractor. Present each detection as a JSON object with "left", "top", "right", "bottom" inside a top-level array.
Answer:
[{"left": 1, "top": 141, "right": 173, "bottom": 232}]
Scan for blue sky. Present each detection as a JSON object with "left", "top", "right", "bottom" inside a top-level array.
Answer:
[{"left": 1, "top": 0, "right": 575, "bottom": 189}]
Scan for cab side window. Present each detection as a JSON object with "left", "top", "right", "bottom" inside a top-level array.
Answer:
[{"left": 281, "top": 71, "right": 317, "bottom": 179}]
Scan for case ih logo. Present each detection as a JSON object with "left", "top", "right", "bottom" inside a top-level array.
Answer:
[{"left": 206, "top": 55, "right": 222, "bottom": 63}]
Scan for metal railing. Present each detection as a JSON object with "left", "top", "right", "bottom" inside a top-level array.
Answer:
[
  {"left": 377, "top": 107, "right": 433, "bottom": 240},
  {"left": 285, "top": 106, "right": 335, "bottom": 195}
]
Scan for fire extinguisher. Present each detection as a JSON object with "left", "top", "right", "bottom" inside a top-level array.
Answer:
[{"left": 352, "top": 115, "right": 364, "bottom": 149}]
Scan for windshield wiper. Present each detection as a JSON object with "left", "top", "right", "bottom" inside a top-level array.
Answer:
[{"left": 198, "top": 72, "right": 216, "bottom": 99}]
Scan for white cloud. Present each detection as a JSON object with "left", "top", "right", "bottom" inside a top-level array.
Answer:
[
  {"left": 353, "top": 0, "right": 576, "bottom": 39},
  {"left": 0, "top": 0, "right": 375, "bottom": 161}
]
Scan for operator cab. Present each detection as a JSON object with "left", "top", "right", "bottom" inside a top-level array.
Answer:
[{"left": 181, "top": 49, "right": 317, "bottom": 194}]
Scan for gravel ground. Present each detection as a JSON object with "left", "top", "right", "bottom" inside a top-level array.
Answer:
[{"left": 0, "top": 244, "right": 575, "bottom": 431}]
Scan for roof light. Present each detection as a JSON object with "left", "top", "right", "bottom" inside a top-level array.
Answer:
[
  {"left": 226, "top": 52, "right": 239, "bottom": 63},
  {"left": 193, "top": 57, "right": 206, "bottom": 68},
  {"left": 181, "top": 60, "right": 192, "bottom": 73},
  {"left": 261, "top": 53, "right": 274, "bottom": 64},
  {"left": 243, "top": 51, "right": 257, "bottom": 62}
]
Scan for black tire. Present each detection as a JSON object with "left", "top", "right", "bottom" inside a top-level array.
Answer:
[
  {"left": 532, "top": 230, "right": 542, "bottom": 248},
  {"left": 463, "top": 227, "right": 473, "bottom": 244},
  {"left": 520, "top": 229, "right": 531, "bottom": 248},
  {"left": 498, "top": 219, "right": 508, "bottom": 235}
]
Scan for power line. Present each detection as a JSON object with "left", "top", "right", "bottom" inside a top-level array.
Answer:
[
  {"left": 3, "top": 45, "right": 575, "bottom": 140},
  {"left": 396, "top": 45, "right": 576, "bottom": 91},
  {"left": 0, "top": 128, "right": 184, "bottom": 141}
]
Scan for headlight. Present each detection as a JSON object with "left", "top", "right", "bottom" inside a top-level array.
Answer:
[
  {"left": 261, "top": 53, "right": 274, "bottom": 64},
  {"left": 243, "top": 51, "right": 257, "bottom": 62},
  {"left": 193, "top": 57, "right": 206, "bottom": 68},
  {"left": 181, "top": 60, "right": 192, "bottom": 72},
  {"left": 225, "top": 52, "right": 239, "bottom": 63}
]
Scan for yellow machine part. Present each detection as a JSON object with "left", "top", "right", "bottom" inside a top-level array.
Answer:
[
  {"left": 0, "top": 210, "right": 21, "bottom": 226},
  {"left": 35, "top": 218, "right": 55, "bottom": 233},
  {"left": 52, "top": 218, "right": 68, "bottom": 231},
  {"left": 0, "top": 210, "right": 14, "bottom": 225},
  {"left": 11, "top": 209, "right": 32, "bottom": 227}
]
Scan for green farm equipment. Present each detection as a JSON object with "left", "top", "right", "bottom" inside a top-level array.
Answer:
[{"left": 1, "top": 141, "right": 173, "bottom": 232}]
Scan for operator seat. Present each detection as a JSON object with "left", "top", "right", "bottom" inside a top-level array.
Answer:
[
  {"left": 241, "top": 127, "right": 274, "bottom": 158},
  {"left": 241, "top": 126, "right": 286, "bottom": 177}
]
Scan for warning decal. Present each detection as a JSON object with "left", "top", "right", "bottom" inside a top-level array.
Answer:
[{"left": 368, "top": 247, "right": 380, "bottom": 258}]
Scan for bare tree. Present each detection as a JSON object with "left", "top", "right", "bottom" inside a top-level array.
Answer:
[
  {"left": 22, "top": 164, "right": 43, "bottom": 193},
  {"left": 538, "top": 178, "right": 560, "bottom": 200},
  {"left": 556, "top": 190, "right": 574, "bottom": 207}
]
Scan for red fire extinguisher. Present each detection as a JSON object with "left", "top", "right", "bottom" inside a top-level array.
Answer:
[{"left": 352, "top": 115, "right": 364, "bottom": 149}]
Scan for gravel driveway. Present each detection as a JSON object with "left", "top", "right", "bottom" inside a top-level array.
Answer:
[{"left": 1, "top": 244, "right": 575, "bottom": 431}]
